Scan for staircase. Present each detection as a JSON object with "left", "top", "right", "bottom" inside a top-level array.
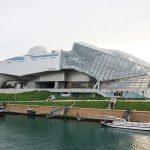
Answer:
[{"left": 107, "top": 98, "right": 117, "bottom": 109}]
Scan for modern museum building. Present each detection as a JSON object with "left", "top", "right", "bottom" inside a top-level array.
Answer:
[{"left": 0, "top": 42, "right": 150, "bottom": 98}]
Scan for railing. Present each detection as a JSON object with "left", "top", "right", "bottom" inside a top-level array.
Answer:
[
  {"left": 0, "top": 88, "right": 106, "bottom": 97},
  {"left": 0, "top": 88, "right": 147, "bottom": 98}
]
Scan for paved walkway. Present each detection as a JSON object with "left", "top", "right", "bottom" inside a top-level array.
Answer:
[
  {"left": 1, "top": 99, "right": 150, "bottom": 103},
  {"left": 52, "top": 100, "right": 150, "bottom": 102}
]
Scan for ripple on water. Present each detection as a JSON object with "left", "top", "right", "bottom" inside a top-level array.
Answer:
[{"left": 0, "top": 115, "right": 149, "bottom": 150}]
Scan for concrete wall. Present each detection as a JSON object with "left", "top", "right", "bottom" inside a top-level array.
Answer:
[
  {"left": 130, "top": 111, "right": 150, "bottom": 122},
  {"left": 28, "top": 80, "right": 38, "bottom": 88},
  {"left": 6, "top": 104, "right": 150, "bottom": 122},
  {"left": 0, "top": 52, "right": 61, "bottom": 76},
  {"left": 6, "top": 104, "right": 51, "bottom": 114},
  {"left": 65, "top": 70, "right": 89, "bottom": 81},
  {"left": 27, "top": 70, "right": 90, "bottom": 88},
  {"left": 27, "top": 71, "right": 65, "bottom": 88},
  {"left": 144, "top": 88, "right": 150, "bottom": 98},
  {"left": 39, "top": 71, "right": 65, "bottom": 81},
  {"left": 0, "top": 88, "right": 99, "bottom": 93}
]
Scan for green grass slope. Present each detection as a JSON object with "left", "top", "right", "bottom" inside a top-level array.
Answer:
[{"left": 0, "top": 90, "right": 51, "bottom": 101}]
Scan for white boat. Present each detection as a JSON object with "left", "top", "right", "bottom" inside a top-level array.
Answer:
[
  {"left": 0, "top": 106, "right": 5, "bottom": 116},
  {"left": 101, "top": 118, "right": 150, "bottom": 131}
]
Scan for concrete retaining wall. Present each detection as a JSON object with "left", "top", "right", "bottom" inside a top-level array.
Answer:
[{"left": 6, "top": 104, "right": 150, "bottom": 122}]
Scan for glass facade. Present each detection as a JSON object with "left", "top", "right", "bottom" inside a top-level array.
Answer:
[
  {"left": 101, "top": 75, "right": 150, "bottom": 91},
  {"left": 60, "top": 42, "right": 150, "bottom": 93}
]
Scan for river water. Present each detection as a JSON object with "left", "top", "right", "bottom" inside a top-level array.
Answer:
[{"left": 0, "top": 114, "right": 149, "bottom": 150}]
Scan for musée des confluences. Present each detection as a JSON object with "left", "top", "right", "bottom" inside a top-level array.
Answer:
[{"left": 0, "top": 42, "right": 150, "bottom": 98}]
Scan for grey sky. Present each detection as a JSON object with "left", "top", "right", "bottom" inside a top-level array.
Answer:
[{"left": 0, "top": 0, "right": 150, "bottom": 62}]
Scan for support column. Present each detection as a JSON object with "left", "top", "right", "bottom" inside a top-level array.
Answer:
[
  {"left": 93, "top": 81, "right": 100, "bottom": 90},
  {"left": 54, "top": 81, "right": 58, "bottom": 89}
]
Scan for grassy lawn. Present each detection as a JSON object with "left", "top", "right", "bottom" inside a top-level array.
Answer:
[
  {"left": 9, "top": 101, "right": 109, "bottom": 109},
  {"left": 0, "top": 91, "right": 150, "bottom": 111},
  {"left": 115, "top": 101, "right": 150, "bottom": 111},
  {"left": 0, "top": 91, "right": 51, "bottom": 101},
  {"left": 0, "top": 90, "right": 149, "bottom": 101},
  {"left": 9, "top": 101, "right": 150, "bottom": 111},
  {"left": 0, "top": 90, "right": 106, "bottom": 101},
  {"left": 9, "top": 101, "right": 73, "bottom": 107},
  {"left": 73, "top": 101, "right": 108, "bottom": 109},
  {"left": 55, "top": 95, "right": 106, "bottom": 100}
]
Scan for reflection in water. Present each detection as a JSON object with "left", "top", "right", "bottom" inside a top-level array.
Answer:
[
  {"left": 131, "top": 134, "right": 150, "bottom": 150},
  {"left": 0, "top": 115, "right": 149, "bottom": 150},
  {"left": 100, "top": 126, "right": 150, "bottom": 150}
]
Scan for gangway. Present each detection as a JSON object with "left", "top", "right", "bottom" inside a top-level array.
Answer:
[
  {"left": 46, "top": 107, "right": 68, "bottom": 118},
  {"left": 123, "top": 109, "right": 132, "bottom": 121}
]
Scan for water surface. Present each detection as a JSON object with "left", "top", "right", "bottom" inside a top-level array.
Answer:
[{"left": 0, "top": 115, "right": 149, "bottom": 150}]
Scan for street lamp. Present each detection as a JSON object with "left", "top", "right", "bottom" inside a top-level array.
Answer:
[{"left": 14, "top": 87, "right": 17, "bottom": 101}]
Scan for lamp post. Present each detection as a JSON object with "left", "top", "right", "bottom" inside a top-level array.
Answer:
[{"left": 14, "top": 87, "right": 17, "bottom": 101}]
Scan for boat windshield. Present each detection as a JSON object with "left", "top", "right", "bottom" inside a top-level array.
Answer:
[{"left": 114, "top": 118, "right": 126, "bottom": 123}]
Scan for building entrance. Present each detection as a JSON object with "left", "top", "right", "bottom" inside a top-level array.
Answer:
[{"left": 36, "top": 82, "right": 55, "bottom": 88}]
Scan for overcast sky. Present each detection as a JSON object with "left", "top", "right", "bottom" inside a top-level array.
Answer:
[{"left": 0, "top": 0, "right": 150, "bottom": 62}]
